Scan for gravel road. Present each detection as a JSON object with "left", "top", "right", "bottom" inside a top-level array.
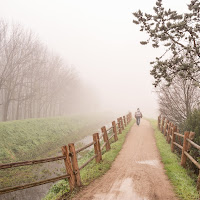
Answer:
[{"left": 72, "top": 119, "right": 178, "bottom": 200}]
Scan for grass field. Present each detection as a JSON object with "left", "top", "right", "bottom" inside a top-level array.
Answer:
[
  {"left": 150, "top": 119, "right": 199, "bottom": 200},
  {"left": 0, "top": 112, "right": 116, "bottom": 189}
]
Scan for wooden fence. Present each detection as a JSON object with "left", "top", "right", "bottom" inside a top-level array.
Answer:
[
  {"left": 0, "top": 112, "right": 133, "bottom": 195},
  {"left": 158, "top": 115, "right": 200, "bottom": 192}
]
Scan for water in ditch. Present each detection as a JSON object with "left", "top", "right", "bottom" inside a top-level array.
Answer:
[{"left": 0, "top": 124, "right": 113, "bottom": 200}]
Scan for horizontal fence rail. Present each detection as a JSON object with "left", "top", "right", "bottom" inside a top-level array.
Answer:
[
  {"left": 0, "top": 175, "right": 70, "bottom": 195},
  {"left": 0, "top": 112, "right": 133, "bottom": 196},
  {"left": 106, "top": 126, "right": 113, "bottom": 132},
  {"left": 184, "top": 152, "right": 200, "bottom": 170},
  {"left": 186, "top": 138, "right": 200, "bottom": 151},
  {"left": 79, "top": 155, "right": 97, "bottom": 170},
  {"left": 101, "top": 142, "right": 107, "bottom": 150},
  {"left": 158, "top": 115, "right": 200, "bottom": 193},
  {"left": 173, "top": 142, "right": 183, "bottom": 150},
  {"left": 108, "top": 134, "right": 115, "bottom": 141},
  {"left": 174, "top": 132, "right": 184, "bottom": 138},
  {"left": 0, "top": 155, "right": 65, "bottom": 170},
  {"left": 75, "top": 141, "right": 95, "bottom": 154}
]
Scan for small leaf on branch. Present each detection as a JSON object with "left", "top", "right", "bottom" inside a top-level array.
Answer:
[
  {"left": 133, "top": 20, "right": 139, "bottom": 24},
  {"left": 140, "top": 41, "right": 148, "bottom": 45}
]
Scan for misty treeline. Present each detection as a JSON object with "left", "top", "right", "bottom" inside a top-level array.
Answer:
[{"left": 0, "top": 20, "right": 98, "bottom": 121}]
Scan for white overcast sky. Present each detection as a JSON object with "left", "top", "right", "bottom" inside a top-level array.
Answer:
[{"left": 0, "top": 0, "right": 189, "bottom": 118}]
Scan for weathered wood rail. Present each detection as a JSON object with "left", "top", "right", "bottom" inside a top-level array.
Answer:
[
  {"left": 0, "top": 112, "right": 133, "bottom": 195},
  {"left": 158, "top": 115, "right": 200, "bottom": 193}
]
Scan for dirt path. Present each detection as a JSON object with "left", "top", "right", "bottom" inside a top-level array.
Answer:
[{"left": 72, "top": 119, "right": 178, "bottom": 200}]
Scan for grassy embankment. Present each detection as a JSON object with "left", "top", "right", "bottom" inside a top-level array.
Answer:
[
  {"left": 0, "top": 113, "right": 115, "bottom": 188},
  {"left": 150, "top": 119, "right": 199, "bottom": 200},
  {"left": 43, "top": 120, "right": 135, "bottom": 200}
]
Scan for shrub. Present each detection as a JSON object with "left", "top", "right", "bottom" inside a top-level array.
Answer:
[{"left": 181, "top": 109, "right": 200, "bottom": 175}]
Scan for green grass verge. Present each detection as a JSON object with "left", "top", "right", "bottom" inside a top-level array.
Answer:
[
  {"left": 149, "top": 119, "right": 199, "bottom": 200},
  {"left": 0, "top": 113, "right": 115, "bottom": 188},
  {"left": 43, "top": 120, "right": 135, "bottom": 200},
  {"left": 0, "top": 113, "right": 115, "bottom": 163}
]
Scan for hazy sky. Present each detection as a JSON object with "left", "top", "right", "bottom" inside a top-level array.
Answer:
[{"left": 0, "top": 0, "right": 189, "bottom": 118}]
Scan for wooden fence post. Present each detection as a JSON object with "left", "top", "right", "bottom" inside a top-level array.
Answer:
[
  {"left": 112, "top": 121, "right": 118, "bottom": 141},
  {"left": 171, "top": 126, "right": 177, "bottom": 152},
  {"left": 159, "top": 115, "right": 162, "bottom": 131},
  {"left": 168, "top": 123, "right": 174, "bottom": 143},
  {"left": 177, "top": 128, "right": 182, "bottom": 145},
  {"left": 166, "top": 122, "right": 170, "bottom": 140},
  {"left": 68, "top": 143, "right": 81, "bottom": 186},
  {"left": 161, "top": 117, "right": 163, "bottom": 133},
  {"left": 61, "top": 145, "right": 76, "bottom": 190},
  {"left": 167, "top": 122, "right": 171, "bottom": 142},
  {"left": 159, "top": 116, "right": 162, "bottom": 130},
  {"left": 158, "top": 116, "right": 160, "bottom": 130},
  {"left": 117, "top": 118, "right": 122, "bottom": 134},
  {"left": 181, "top": 131, "right": 190, "bottom": 168},
  {"left": 123, "top": 116, "right": 127, "bottom": 127},
  {"left": 93, "top": 133, "right": 102, "bottom": 163},
  {"left": 161, "top": 117, "right": 165, "bottom": 133},
  {"left": 160, "top": 116, "right": 162, "bottom": 131},
  {"left": 120, "top": 117, "right": 124, "bottom": 130},
  {"left": 164, "top": 119, "right": 168, "bottom": 136},
  {"left": 127, "top": 113, "right": 130, "bottom": 123},
  {"left": 101, "top": 126, "right": 111, "bottom": 151}
]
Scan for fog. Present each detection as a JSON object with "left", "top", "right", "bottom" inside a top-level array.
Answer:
[{"left": 0, "top": 0, "right": 190, "bottom": 119}]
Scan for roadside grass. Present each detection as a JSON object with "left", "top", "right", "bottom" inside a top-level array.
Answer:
[
  {"left": 43, "top": 120, "right": 134, "bottom": 200},
  {"left": 149, "top": 119, "right": 199, "bottom": 200},
  {"left": 0, "top": 113, "right": 115, "bottom": 189},
  {"left": 0, "top": 113, "right": 115, "bottom": 163}
]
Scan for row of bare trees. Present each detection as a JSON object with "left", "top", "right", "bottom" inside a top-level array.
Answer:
[
  {"left": 0, "top": 20, "right": 97, "bottom": 121},
  {"left": 156, "top": 75, "right": 200, "bottom": 126}
]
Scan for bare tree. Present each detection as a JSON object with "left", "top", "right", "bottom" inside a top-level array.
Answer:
[
  {"left": 0, "top": 22, "right": 39, "bottom": 121},
  {"left": 156, "top": 76, "right": 200, "bottom": 125},
  {"left": 0, "top": 20, "right": 99, "bottom": 121}
]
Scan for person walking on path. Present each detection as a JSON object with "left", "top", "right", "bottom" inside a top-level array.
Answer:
[{"left": 135, "top": 108, "right": 142, "bottom": 125}]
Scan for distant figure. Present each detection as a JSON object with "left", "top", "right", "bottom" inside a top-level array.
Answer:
[{"left": 135, "top": 108, "right": 142, "bottom": 125}]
